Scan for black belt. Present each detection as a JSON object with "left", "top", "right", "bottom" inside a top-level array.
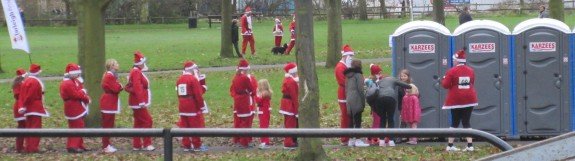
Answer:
[{"left": 282, "top": 95, "right": 291, "bottom": 99}]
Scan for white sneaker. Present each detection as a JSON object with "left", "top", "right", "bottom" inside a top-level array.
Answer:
[
  {"left": 446, "top": 146, "right": 461, "bottom": 152},
  {"left": 347, "top": 138, "right": 356, "bottom": 147},
  {"left": 143, "top": 145, "right": 156, "bottom": 151},
  {"left": 378, "top": 140, "right": 387, "bottom": 147},
  {"left": 258, "top": 143, "right": 269, "bottom": 149},
  {"left": 132, "top": 148, "right": 141, "bottom": 151},
  {"left": 193, "top": 145, "right": 208, "bottom": 152},
  {"left": 463, "top": 146, "right": 474, "bottom": 152},
  {"left": 283, "top": 146, "right": 296, "bottom": 150},
  {"left": 354, "top": 139, "right": 370, "bottom": 147},
  {"left": 103, "top": 145, "right": 117, "bottom": 153},
  {"left": 183, "top": 148, "right": 191, "bottom": 152},
  {"left": 387, "top": 140, "right": 396, "bottom": 147}
]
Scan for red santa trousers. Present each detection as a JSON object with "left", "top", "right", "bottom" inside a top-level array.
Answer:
[
  {"left": 101, "top": 113, "right": 115, "bottom": 148},
  {"left": 338, "top": 102, "right": 350, "bottom": 143},
  {"left": 25, "top": 116, "right": 42, "bottom": 153},
  {"left": 16, "top": 120, "right": 25, "bottom": 152},
  {"left": 285, "top": 40, "right": 295, "bottom": 55},
  {"left": 258, "top": 111, "right": 271, "bottom": 145},
  {"left": 242, "top": 35, "right": 256, "bottom": 54},
  {"left": 181, "top": 115, "right": 205, "bottom": 149},
  {"left": 368, "top": 112, "right": 381, "bottom": 142},
  {"left": 132, "top": 108, "right": 153, "bottom": 148},
  {"left": 283, "top": 115, "right": 298, "bottom": 147},
  {"left": 274, "top": 36, "right": 282, "bottom": 47},
  {"left": 67, "top": 118, "right": 85, "bottom": 149},
  {"left": 238, "top": 116, "right": 253, "bottom": 146},
  {"left": 233, "top": 113, "right": 239, "bottom": 144}
]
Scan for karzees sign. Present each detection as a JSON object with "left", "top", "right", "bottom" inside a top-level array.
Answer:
[
  {"left": 409, "top": 44, "right": 435, "bottom": 54},
  {"left": 468, "top": 43, "right": 496, "bottom": 53},
  {"left": 529, "top": 42, "right": 556, "bottom": 52}
]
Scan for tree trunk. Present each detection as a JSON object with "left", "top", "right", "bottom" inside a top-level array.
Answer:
[
  {"left": 220, "top": 0, "right": 233, "bottom": 58},
  {"left": 325, "top": 0, "right": 341, "bottom": 68},
  {"left": 432, "top": 0, "right": 445, "bottom": 25},
  {"left": 295, "top": 0, "right": 328, "bottom": 160},
  {"left": 401, "top": 0, "right": 406, "bottom": 18},
  {"left": 549, "top": 0, "right": 564, "bottom": 22},
  {"left": 63, "top": 0, "right": 73, "bottom": 26},
  {"left": 379, "top": 0, "right": 387, "bottom": 18},
  {"left": 518, "top": 0, "right": 524, "bottom": 15},
  {"left": 358, "top": 0, "right": 368, "bottom": 20},
  {"left": 232, "top": 0, "right": 237, "bottom": 14},
  {"left": 75, "top": 0, "right": 114, "bottom": 127},
  {"left": 140, "top": 0, "right": 149, "bottom": 24}
]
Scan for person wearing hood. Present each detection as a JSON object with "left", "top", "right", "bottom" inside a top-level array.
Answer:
[
  {"left": 344, "top": 59, "right": 370, "bottom": 147},
  {"left": 127, "top": 51, "right": 155, "bottom": 151}
]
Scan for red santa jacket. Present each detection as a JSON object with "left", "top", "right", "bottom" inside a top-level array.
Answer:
[
  {"left": 100, "top": 71, "right": 123, "bottom": 114},
  {"left": 248, "top": 74, "right": 258, "bottom": 112},
  {"left": 273, "top": 23, "right": 283, "bottom": 36},
  {"left": 176, "top": 72, "right": 206, "bottom": 116},
  {"left": 198, "top": 74, "right": 207, "bottom": 94},
  {"left": 17, "top": 76, "right": 49, "bottom": 117},
  {"left": 441, "top": 64, "right": 478, "bottom": 109},
  {"left": 60, "top": 78, "right": 90, "bottom": 120},
  {"left": 12, "top": 80, "right": 25, "bottom": 121},
  {"left": 230, "top": 73, "right": 254, "bottom": 117},
  {"left": 128, "top": 67, "right": 151, "bottom": 109},
  {"left": 256, "top": 95, "right": 271, "bottom": 114},
  {"left": 280, "top": 76, "right": 299, "bottom": 117},
  {"left": 289, "top": 21, "right": 296, "bottom": 41},
  {"left": 240, "top": 14, "right": 252, "bottom": 36},
  {"left": 335, "top": 61, "right": 347, "bottom": 103}
]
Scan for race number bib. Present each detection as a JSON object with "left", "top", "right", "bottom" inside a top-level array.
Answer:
[
  {"left": 177, "top": 84, "right": 187, "bottom": 96},
  {"left": 458, "top": 77, "right": 471, "bottom": 89}
]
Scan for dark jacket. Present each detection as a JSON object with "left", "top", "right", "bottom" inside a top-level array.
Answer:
[
  {"left": 458, "top": 12, "right": 472, "bottom": 25},
  {"left": 344, "top": 68, "right": 365, "bottom": 116},
  {"left": 376, "top": 77, "right": 411, "bottom": 109},
  {"left": 232, "top": 23, "right": 239, "bottom": 43}
]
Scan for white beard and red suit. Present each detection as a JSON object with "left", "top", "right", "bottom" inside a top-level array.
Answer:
[
  {"left": 280, "top": 62, "right": 299, "bottom": 147},
  {"left": 177, "top": 63, "right": 207, "bottom": 149},
  {"left": 60, "top": 64, "right": 90, "bottom": 150},
  {"left": 241, "top": 7, "right": 256, "bottom": 55},
  {"left": 334, "top": 44, "right": 355, "bottom": 144},
  {"left": 127, "top": 51, "right": 154, "bottom": 149},
  {"left": 17, "top": 64, "right": 49, "bottom": 153},
  {"left": 273, "top": 18, "right": 284, "bottom": 47},
  {"left": 230, "top": 59, "right": 255, "bottom": 147},
  {"left": 100, "top": 70, "right": 123, "bottom": 149}
]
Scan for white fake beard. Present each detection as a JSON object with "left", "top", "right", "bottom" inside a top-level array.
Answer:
[
  {"left": 142, "top": 64, "right": 149, "bottom": 72},
  {"left": 345, "top": 57, "right": 353, "bottom": 68},
  {"left": 292, "top": 75, "right": 299, "bottom": 82},
  {"left": 77, "top": 76, "right": 84, "bottom": 83}
]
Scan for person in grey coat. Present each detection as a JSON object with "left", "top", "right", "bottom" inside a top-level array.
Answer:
[
  {"left": 344, "top": 59, "right": 370, "bottom": 147},
  {"left": 373, "top": 74, "right": 411, "bottom": 146},
  {"left": 538, "top": 5, "right": 549, "bottom": 18}
]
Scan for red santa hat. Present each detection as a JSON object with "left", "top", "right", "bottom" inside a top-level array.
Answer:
[
  {"left": 245, "top": 6, "right": 252, "bottom": 13},
  {"left": 29, "top": 64, "right": 41, "bottom": 75},
  {"left": 183, "top": 61, "right": 198, "bottom": 71},
  {"left": 65, "top": 63, "right": 82, "bottom": 75},
  {"left": 341, "top": 44, "right": 354, "bottom": 56},
  {"left": 134, "top": 51, "right": 146, "bottom": 65},
  {"left": 370, "top": 64, "right": 382, "bottom": 76},
  {"left": 453, "top": 49, "right": 466, "bottom": 63},
  {"left": 237, "top": 59, "right": 250, "bottom": 70},
  {"left": 16, "top": 68, "right": 26, "bottom": 77},
  {"left": 275, "top": 18, "right": 281, "bottom": 23},
  {"left": 284, "top": 62, "right": 297, "bottom": 74}
]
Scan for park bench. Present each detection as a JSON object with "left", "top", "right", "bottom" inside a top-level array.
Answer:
[{"left": 207, "top": 14, "right": 242, "bottom": 28}]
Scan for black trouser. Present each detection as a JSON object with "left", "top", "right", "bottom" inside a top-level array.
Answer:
[
  {"left": 232, "top": 41, "right": 242, "bottom": 57},
  {"left": 348, "top": 111, "right": 363, "bottom": 129},
  {"left": 450, "top": 107, "right": 473, "bottom": 128},
  {"left": 375, "top": 96, "right": 396, "bottom": 129}
]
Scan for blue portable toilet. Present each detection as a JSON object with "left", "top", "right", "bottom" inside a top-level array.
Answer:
[
  {"left": 513, "top": 18, "right": 572, "bottom": 137},
  {"left": 390, "top": 21, "right": 451, "bottom": 129}
]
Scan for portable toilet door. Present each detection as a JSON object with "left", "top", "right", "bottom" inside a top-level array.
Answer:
[
  {"left": 513, "top": 18, "right": 572, "bottom": 136},
  {"left": 390, "top": 21, "right": 451, "bottom": 128},
  {"left": 452, "top": 20, "right": 511, "bottom": 137}
]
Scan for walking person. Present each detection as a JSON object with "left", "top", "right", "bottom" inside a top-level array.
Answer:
[
  {"left": 256, "top": 79, "right": 273, "bottom": 149},
  {"left": 344, "top": 60, "right": 370, "bottom": 147},
  {"left": 279, "top": 62, "right": 299, "bottom": 149},
  {"left": 284, "top": 15, "right": 296, "bottom": 55},
  {"left": 17, "top": 64, "right": 49, "bottom": 153},
  {"left": 442, "top": 50, "right": 478, "bottom": 152},
  {"left": 12, "top": 68, "right": 27, "bottom": 153},
  {"left": 241, "top": 6, "right": 256, "bottom": 55},
  {"left": 60, "top": 63, "right": 91, "bottom": 153},
  {"left": 127, "top": 51, "right": 155, "bottom": 151},
  {"left": 100, "top": 59, "right": 123, "bottom": 153}
]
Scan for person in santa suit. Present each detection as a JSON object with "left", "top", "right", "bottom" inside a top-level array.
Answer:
[
  {"left": 177, "top": 61, "right": 208, "bottom": 152},
  {"left": 272, "top": 17, "right": 283, "bottom": 47},
  {"left": 241, "top": 6, "right": 256, "bottom": 55},
  {"left": 12, "top": 68, "right": 27, "bottom": 153},
  {"left": 230, "top": 59, "right": 255, "bottom": 148},
  {"left": 255, "top": 79, "right": 272, "bottom": 149},
  {"left": 247, "top": 67, "right": 258, "bottom": 144},
  {"left": 441, "top": 49, "right": 478, "bottom": 152},
  {"left": 127, "top": 51, "right": 155, "bottom": 151},
  {"left": 17, "top": 64, "right": 49, "bottom": 153},
  {"left": 60, "top": 63, "right": 91, "bottom": 153},
  {"left": 334, "top": 44, "right": 354, "bottom": 145},
  {"left": 365, "top": 64, "right": 382, "bottom": 145},
  {"left": 100, "top": 59, "right": 123, "bottom": 153},
  {"left": 284, "top": 15, "right": 296, "bottom": 55},
  {"left": 279, "top": 62, "right": 299, "bottom": 150}
]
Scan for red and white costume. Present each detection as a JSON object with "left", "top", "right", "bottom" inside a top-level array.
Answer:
[
  {"left": 442, "top": 51, "right": 478, "bottom": 109},
  {"left": 230, "top": 59, "right": 255, "bottom": 147},
  {"left": 17, "top": 64, "right": 49, "bottom": 153},
  {"left": 241, "top": 7, "right": 256, "bottom": 55},
  {"left": 272, "top": 18, "right": 283, "bottom": 47},
  {"left": 60, "top": 63, "right": 90, "bottom": 150},
  {"left": 280, "top": 62, "right": 299, "bottom": 147},
  {"left": 256, "top": 94, "right": 271, "bottom": 145},
  {"left": 100, "top": 69, "right": 123, "bottom": 149},
  {"left": 127, "top": 51, "right": 154, "bottom": 149},
  {"left": 334, "top": 45, "right": 355, "bottom": 144},
  {"left": 12, "top": 69, "right": 27, "bottom": 152},
  {"left": 285, "top": 18, "right": 296, "bottom": 55},
  {"left": 367, "top": 64, "right": 382, "bottom": 144},
  {"left": 177, "top": 61, "right": 206, "bottom": 149}
]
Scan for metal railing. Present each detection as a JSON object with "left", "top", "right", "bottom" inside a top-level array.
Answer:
[{"left": 0, "top": 128, "right": 513, "bottom": 161}]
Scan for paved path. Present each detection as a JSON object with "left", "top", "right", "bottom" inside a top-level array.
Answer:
[{"left": 0, "top": 58, "right": 391, "bottom": 83}]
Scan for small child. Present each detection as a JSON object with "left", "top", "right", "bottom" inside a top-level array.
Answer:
[
  {"left": 401, "top": 83, "right": 421, "bottom": 145},
  {"left": 256, "top": 79, "right": 273, "bottom": 149}
]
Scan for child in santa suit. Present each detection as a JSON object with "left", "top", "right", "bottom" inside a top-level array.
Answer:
[
  {"left": 365, "top": 64, "right": 382, "bottom": 145},
  {"left": 177, "top": 61, "right": 208, "bottom": 152},
  {"left": 256, "top": 79, "right": 272, "bottom": 149},
  {"left": 280, "top": 62, "right": 299, "bottom": 149},
  {"left": 230, "top": 59, "right": 255, "bottom": 148},
  {"left": 334, "top": 45, "right": 354, "bottom": 145},
  {"left": 442, "top": 50, "right": 478, "bottom": 152},
  {"left": 100, "top": 59, "right": 123, "bottom": 153},
  {"left": 284, "top": 15, "right": 296, "bottom": 55},
  {"left": 60, "top": 63, "right": 91, "bottom": 153},
  {"left": 241, "top": 7, "right": 256, "bottom": 55},
  {"left": 127, "top": 51, "right": 155, "bottom": 151},
  {"left": 272, "top": 17, "right": 283, "bottom": 47},
  {"left": 12, "top": 68, "right": 27, "bottom": 153},
  {"left": 17, "top": 64, "right": 50, "bottom": 153}
]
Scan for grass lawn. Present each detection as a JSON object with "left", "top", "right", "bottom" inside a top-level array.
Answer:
[{"left": 0, "top": 13, "right": 574, "bottom": 79}]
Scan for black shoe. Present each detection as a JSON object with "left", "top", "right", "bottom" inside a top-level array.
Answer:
[{"left": 67, "top": 148, "right": 84, "bottom": 153}]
